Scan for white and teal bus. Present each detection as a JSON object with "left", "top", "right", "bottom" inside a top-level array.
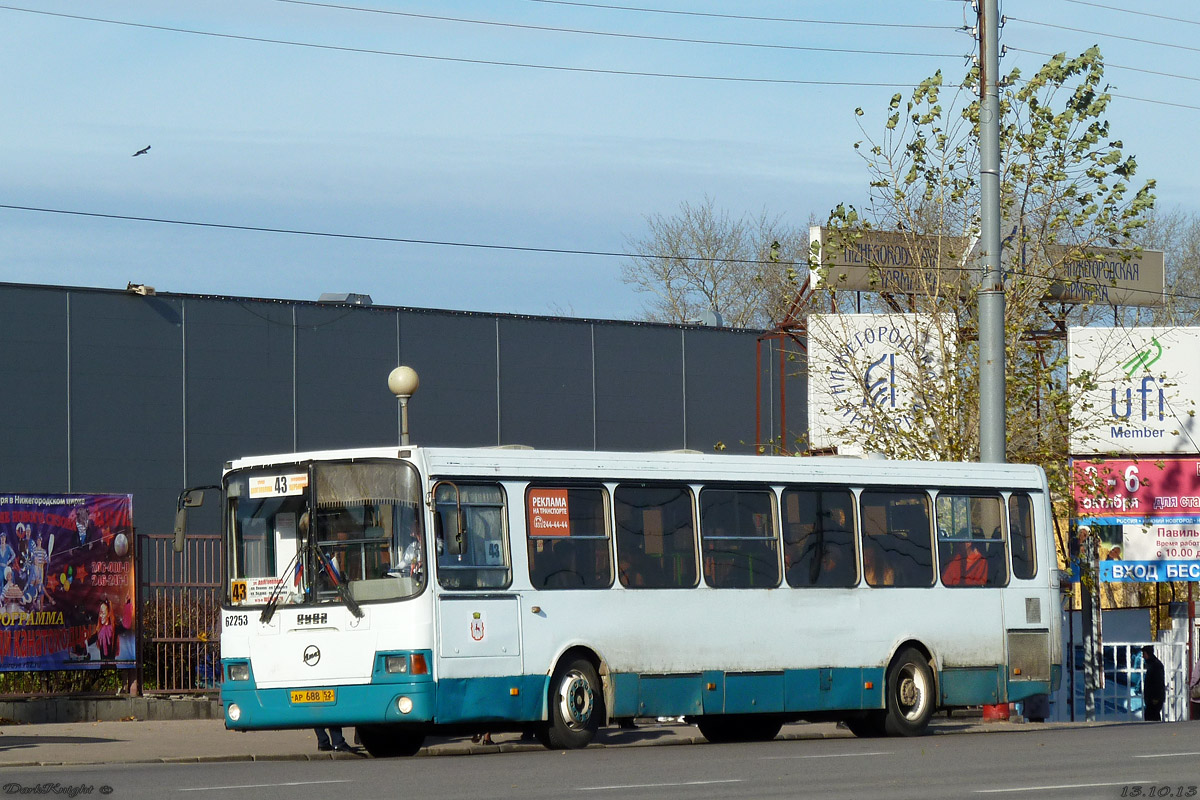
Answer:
[{"left": 194, "top": 446, "right": 1061, "bottom": 757}]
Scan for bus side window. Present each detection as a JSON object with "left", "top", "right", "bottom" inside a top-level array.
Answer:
[
  {"left": 699, "top": 486, "right": 779, "bottom": 589},
  {"left": 1009, "top": 493, "right": 1037, "bottom": 580},
  {"left": 935, "top": 494, "right": 1006, "bottom": 587},
  {"left": 859, "top": 490, "right": 933, "bottom": 587},
  {"left": 526, "top": 486, "right": 612, "bottom": 590},
  {"left": 781, "top": 487, "right": 856, "bottom": 588},
  {"left": 434, "top": 483, "right": 511, "bottom": 590},
  {"left": 614, "top": 483, "right": 698, "bottom": 589}
]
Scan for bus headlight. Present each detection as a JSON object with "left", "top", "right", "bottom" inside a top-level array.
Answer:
[
  {"left": 228, "top": 663, "right": 250, "bottom": 681},
  {"left": 385, "top": 655, "right": 409, "bottom": 674},
  {"left": 397, "top": 696, "right": 414, "bottom": 714},
  {"left": 228, "top": 704, "right": 241, "bottom": 722}
]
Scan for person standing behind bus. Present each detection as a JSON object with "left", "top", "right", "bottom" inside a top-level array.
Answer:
[{"left": 1142, "top": 645, "right": 1166, "bottom": 722}]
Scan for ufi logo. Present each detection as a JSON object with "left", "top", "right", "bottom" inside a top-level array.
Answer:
[{"left": 1113, "top": 337, "right": 1165, "bottom": 421}]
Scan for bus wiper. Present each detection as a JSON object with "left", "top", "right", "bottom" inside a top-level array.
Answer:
[
  {"left": 259, "top": 544, "right": 363, "bottom": 623},
  {"left": 315, "top": 546, "right": 364, "bottom": 619},
  {"left": 260, "top": 548, "right": 303, "bottom": 625}
]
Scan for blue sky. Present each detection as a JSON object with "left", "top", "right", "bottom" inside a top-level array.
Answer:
[{"left": 2, "top": 1, "right": 1197, "bottom": 320}]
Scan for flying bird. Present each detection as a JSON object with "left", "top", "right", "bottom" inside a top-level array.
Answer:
[{"left": 132, "top": 145, "right": 151, "bottom": 157}]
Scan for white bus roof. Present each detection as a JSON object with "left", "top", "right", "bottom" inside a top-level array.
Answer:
[{"left": 227, "top": 445, "right": 1047, "bottom": 491}]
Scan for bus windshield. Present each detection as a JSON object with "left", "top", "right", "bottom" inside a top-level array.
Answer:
[{"left": 225, "top": 460, "right": 426, "bottom": 607}]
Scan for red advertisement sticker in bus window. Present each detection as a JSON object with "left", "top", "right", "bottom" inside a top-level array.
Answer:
[{"left": 528, "top": 489, "right": 570, "bottom": 536}]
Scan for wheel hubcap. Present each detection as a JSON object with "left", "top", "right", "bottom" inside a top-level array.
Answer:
[
  {"left": 896, "top": 664, "right": 928, "bottom": 721},
  {"left": 558, "top": 670, "right": 594, "bottom": 729}
]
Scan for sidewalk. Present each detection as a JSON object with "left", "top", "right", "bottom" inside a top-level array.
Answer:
[{"left": 0, "top": 716, "right": 1095, "bottom": 768}]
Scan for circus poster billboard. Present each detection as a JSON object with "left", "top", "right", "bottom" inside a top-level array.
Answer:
[{"left": 0, "top": 494, "right": 135, "bottom": 671}]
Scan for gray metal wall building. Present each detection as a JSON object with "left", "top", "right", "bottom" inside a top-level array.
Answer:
[{"left": 0, "top": 283, "right": 806, "bottom": 538}]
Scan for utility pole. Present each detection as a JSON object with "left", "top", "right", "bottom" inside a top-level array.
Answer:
[{"left": 978, "top": 0, "right": 1006, "bottom": 464}]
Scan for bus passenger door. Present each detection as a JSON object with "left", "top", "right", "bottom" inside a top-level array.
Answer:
[
  {"left": 431, "top": 481, "right": 528, "bottom": 723},
  {"left": 436, "top": 593, "right": 524, "bottom": 718}
]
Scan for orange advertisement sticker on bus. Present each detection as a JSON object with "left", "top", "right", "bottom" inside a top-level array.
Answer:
[{"left": 528, "top": 488, "right": 570, "bottom": 536}]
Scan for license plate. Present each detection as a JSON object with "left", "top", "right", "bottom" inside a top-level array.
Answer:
[{"left": 290, "top": 689, "right": 335, "bottom": 704}]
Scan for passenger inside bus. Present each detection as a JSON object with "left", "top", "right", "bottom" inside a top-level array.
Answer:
[
  {"left": 618, "top": 556, "right": 645, "bottom": 587},
  {"left": 941, "top": 539, "right": 988, "bottom": 586},
  {"left": 390, "top": 525, "right": 424, "bottom": 579},
  {"left": 862, "top": 543, "right": 895, "bottom": 586}
]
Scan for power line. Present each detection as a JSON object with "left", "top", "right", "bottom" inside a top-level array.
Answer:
[
  {"left": 2, "top": 203, "right": 1194, "bottom": 305},
  {"left": 276, "top": 0, "right": 963, "bottom": 59},
  {"left": 1006, "top": 15, "right": 1200, "bottom": 55},
  {"left": 522, "top": 0, "right": 960, "bottom": 30},
  {"left": 1107, "top": 92, "right": 1200, "bottom": 112},
  {"left": 0, "top": 203, "right": 645, "bottom": 261},
  {"left": 1006, "top": 72, "right": 1200, "bottom": 112},
  {"left": 0, "top": 5, "right": 925, "bottom": 88},
  {"left": 1007, "top": 46, "right": 1200, "bottom": 85},
  {"left": 1060, "top": 0, "right": 1200, "bottom": 27}
]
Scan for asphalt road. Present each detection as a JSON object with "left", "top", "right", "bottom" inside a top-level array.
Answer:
[{"left": 4, "top": 722, "right": 1198, "bottom": 800}]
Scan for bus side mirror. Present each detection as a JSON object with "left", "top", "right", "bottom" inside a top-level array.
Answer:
[
  {"left": 173, "top": 508, "right": 188, "bottom": 553},
  {"left": 173, "top": 488, "right": 211, "bottom": 553}
]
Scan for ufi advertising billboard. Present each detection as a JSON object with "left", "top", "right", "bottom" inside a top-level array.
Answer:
[
  {"left": 1069, "top": 327, "right": 1200, "bottom": 456},
  {"left": 0, "top": 494, "right": 135, "bottom": 671}
]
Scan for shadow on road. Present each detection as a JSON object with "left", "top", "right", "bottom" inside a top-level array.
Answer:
[
  {"left": 0, "top": 735, "right": 124, "bottom": 752},
  {"left": 596, "top": 727, "right": 679, "bottom": 745}
]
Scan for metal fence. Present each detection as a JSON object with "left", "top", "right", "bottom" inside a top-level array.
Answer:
[
  {"left": 138, "top": 531, "right": 221, "bottom": 695},
  {"left": 1051, "top": 640, "right": 1188, "bottom": 722}
]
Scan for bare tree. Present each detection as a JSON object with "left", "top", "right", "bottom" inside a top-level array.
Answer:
[
  {"left": 622, "top": 196, "right": 807, "bottom": 328},
  {"left": 1137, "top": 207, "right": 1200, "bottom": 326}
]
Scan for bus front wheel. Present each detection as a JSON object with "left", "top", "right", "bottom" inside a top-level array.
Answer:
[
  {"left": 356, "top": 725, "right": 425, "bottom": 758},
  {"left": 882, "top": 647, "right": 935, "bottom": 736},
  {"left": 539, "top": 657, "right": 603, "bottom": 750}
]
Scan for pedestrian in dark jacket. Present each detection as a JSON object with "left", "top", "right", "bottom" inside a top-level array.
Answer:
[{"left": 1143, "top": 645, "right": 1166, "bottom": 722}]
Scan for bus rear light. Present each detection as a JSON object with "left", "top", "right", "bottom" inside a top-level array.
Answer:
[
  {"left": 385, "top": 656, "right": 409, "bottom": 674},
  {"left": 411, "top": 654, "right": 429, "bottom": 674},
  {"left": 398, "top": 696, "right": 414, "bottom": 714}
]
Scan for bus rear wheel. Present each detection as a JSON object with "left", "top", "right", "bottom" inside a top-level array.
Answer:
[
  {"left": 356, "top": 725, "right": 425, "bottom": 758},
  {"left": 882, "top": 647, "right": 935, "bottom": 737},
  {"left": 539, "top": 657, "right": 603, "bottom": 750}
]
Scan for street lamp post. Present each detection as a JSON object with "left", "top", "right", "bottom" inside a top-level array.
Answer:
[{"left": 387, "top": 366, "right": 420, "bottom": 446}]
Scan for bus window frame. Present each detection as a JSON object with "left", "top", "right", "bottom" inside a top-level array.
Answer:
[
  {"left": 224, "top": 464, "right": 312, "bottom": 606},
  {"left": 613, "top": 481, "right": 700, "bottom": 590},
  {"left": 779, "top": 484, "right": 859, "bottom": 589},
  {"left": 697, "top": 483, "right": 781, "bottom": 589},
  {"left": 858, "top": 488, "right": 936, "bottom": 588},
  {"left": 1007, "top": 491, "right": 1039, "bottom": 580},
  {"left": 933, "top": 490, "right": 1009, "bottom": 588},
  {"left": 524, "top": 483, "right": 614, "bottom": 590},
  {"left": 433, "top": 481, "right": 513, "bottom": 591}
]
